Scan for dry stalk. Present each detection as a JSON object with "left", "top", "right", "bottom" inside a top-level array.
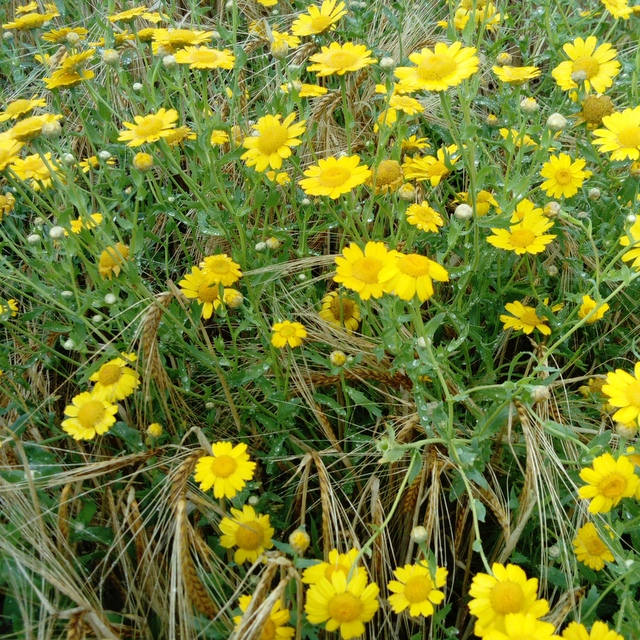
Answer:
[
  {"left": 140, "top": 291, "right": 174, "bottom": 394},
  {"left": 311, "top": 452, "right": 335, "bottom": 555},
  {"left": 57, "top": 483, "right": 72, "bottom": 551},
  {"left": 304, "top": 368, "right": 413, "bottom": 392}
]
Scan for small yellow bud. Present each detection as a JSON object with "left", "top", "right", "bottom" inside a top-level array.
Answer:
[
  {"left": 288, "top": 528, "right": 311, "bottom": 555},
  {"left": 133, "top": 152, "right": 154, "bottom": 171}
]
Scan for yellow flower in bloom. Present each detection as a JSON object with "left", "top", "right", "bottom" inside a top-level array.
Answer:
[
  {"left": 0, "top": 139, "right": 23, "bottom": 171},
  {"left": 302, "top": 548, "right": 368, "bottom": 585},
  {"left": 509, "top": 198, "right": 545, "bottom": 224},
  {"left": 578, "top": 453, "right": 639, "bottom": 513},
  {"left": 593, "top": 107, "right": 640, "bottom": 161},
  {"left": 44, "top": 69, "right": 95, "bottom": 90},
  {"left": 602, "top": 362, "right": 640, "bottom": 428},
  {"left": 572, "top": 522, "right": 614, "bottom": 570},
  {"left": 484, "top": 613, "right": 557, "bottom": 640},
  {"left": 307, "top": 42, "right": 377, "bottom": 77},
  {"left": 233, "top": 595, "right": 294, "bottom": 639},
  {"left": 600, "top": 0, "right": 633, "bottom": 19},
  {"left": 578, "top": 295, "right": 609, "bottom": 324},
  {"left": 319, "top": 291, "right": 360, "bottom": 332},
  {"left": 552, "top": 37, "right": 620, "bottom": 94},
  {"left": 562, "top": 620, "right": 625, "bottom": 640},
  {"left": 369, "top": 159, "right": 404, "bottom": 194},
  {"left": 389, "top": 93, "right": 424, "bottom": 115},
  {"left": 305, "top": 572, "right": 379, "bottom": 640},
  {"left": 163, "top": 126, "right": 196, "bottom": 146},
  {"left": 499, "top": 128, "right": 537, "bottom": 149},
  {"left": 193, "top": 441, "right": 256, "bottom": 499},
  {"left": 61, "top": 391, "right": 119, "bottom": 441},
  {"left": 0, "top": 98, "right": 47, "bottom": 122},
  {"left": 456, "top": 190, "right": 500, "bottom": 217},
  {"left": 395, "top": 42, "right": 479, "bottom": 92},
  {"left": 501, "top": 301, "right": 552, "bottom": 336},
  {"left": 199, "top": 253, "right": 242, "bottom": 286},
  {"left": 147, "top": 422, "right": 163, "bottom": 437},
  {"left": 118, "top": 108, "right": 179, "bottom": 147},
  {"left": 334, "top": 241, "right": 393, "bottom": 300},
  {"left": 178, "top": 267, "right": 226, "bottom": 319},
  {"left": 299, "top": 155, "right": 371, "bottom": 199},
  {"left": 16, "top": 2, "right": 39, "bottom": 14},
  {"left": 402, "top": 145, "right": 459, "bottom": 187},
  {"left": 256, "top": 0, "right": 278, "bottom": 5},
  {"left": 42, "top": 27, "right": 89, "bottom": 43},
  {"left": 79, "top": 156, "right": 115, "bottom": 172},
  {"left": 10, "top": 152, "right": 60, "bottom": 191},
  {"left": 0, "top": 299, "right": 19, "bottom": 317},
  {"left": 173, "top": 46, "right": 236, "bottom": 70},
  {"left": 271, "top": 320, "right": 307, "bottom": 348},
  {"left": 539, "top": 153, "right": 591, "bottom": 198},
  {"left": 266, "top": 170, "right": 290, "bottom": 185},
  {"left": 59, "top": 50, "right": 96, "bottom": 72},
  {"left": 468, "top": 563, "right": 549, "bottom": 637},
  {"left": 0, "top": 192, "right": 16, "bottom": 219},
  {"left": 98, "top": 243, "right": 130, "bottom": 279},
  {"left": 89, "top": 354, "right": 140, "bottom": 401},
  {"left": 108, "top": 6, "right": 147, "bottom": 22},
  {"left": 241, "top": 113, "right": 306, "bottom": 172},
  {"left": 151, "top": 28, "right": 216, "bottom": 54},
  {"left": 280, "top": 82, "right": 328, "bottom": 97},
  {"left": 379, "top": 252, "right": 449, "bottom": 302},
  {"left": 132, "top": 152, "right": 154, "bottom": 171},
  {"left": 487, "top": 215, "right": 556, "bottom": 255},
  {"left": 219, "top": 504, "right": 274, "bottom": 563},
  {"left": 401, "top": 135, "right": 431, "bottom": 153},
  {"left": 291, "top": 0, "right": 347, "bottom": 36},
  {"left": 8, "top": 114, "right": 63, "bottom": 142},
  {"left": 271, "top": 29, "right": 300, "bottom": 49},
  {"left": 492, "top": 65, "right": 541, "bottom": 84},
  {"left": 3, "top": 12, "right": 58, "bottom": 30},
  {"left": 387, "top": 562, "right": 447, "bottom": 618},
  {"left": 406, "top": 203, "right": 444, "bottom": 232},
  {"left": 620, "top": 218, "right": 640, "bottom": 269},
  {"left": 210, "top": 129, "right": 230, "bottom": 145}
]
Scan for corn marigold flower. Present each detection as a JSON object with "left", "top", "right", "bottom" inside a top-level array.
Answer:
[
  {"left": 576, "top": 94, "right": 615, "bottom": 129},
  {"left": 210, "top": 129, "right": 230, "bottom": 146},
  {"left": 241, "top": 113, "right": 306, "bottom": 173},
  {"left": 499, "top": 128, "right": 537, "bottom": 149},
  {"left": 89, "top": 353, "right": 140, "bottom": 401},
  {"left": 405, "top": 202, "right": 444, "bottom": 232},
  {"left": 289, "top": 528, "right": 311, "bottom": 554},
  {"left": 7, "top": 114, "right": 62, "bottom": 142},
  {"left": 0, "top": 299, "right": 19, "bottom": 317},
  {"left": 334, "top": 241, "right": 393, "bottom": 300},
  {"left": 44, "top": 69, "right": 95, "bottom": 90},
  {"left": 620, "top": 218, "right": 640, "bottom": 269},
  {"left": 61, "top": 391, "right": 119, "bottom": 440},
  {"left": 539, "top": 153, "right": 591, "bottom": 198},
  {"left": 456, "top": 190, "right": 500, "bottom": 217},
  {"left": 578, "top": 295, "right": 609, "bottom": 324},
  {"left": 291, "top": 0, "right": 347, "bottom": 36},
  {"left": 219, "top": 504, "right": 274, "bottom": 563},
  {"left": 369, "top": 159, "right": 403, "bottom": 194},
  {"left": 0, "top": 139, "right": 23, "bottom": 171},
  {"left": 299, "top": 155, "right": 371, "bottom": 199},
  {"left": 0, "top": 98, "right": 47, "bottom": 122},
  {"left": 387, "top": 562, "right": 447, "bottom": 618},
  {"left": 600, "top": 0, "right": 633, "bottom": 19},
  {"left": 401, "top": 135, "right": 430, "bottom": 153},
  {"left": 487, "top": 216, "right": 555, "bottom": 255},
  {"left": 492, "top": 65, "right": 541, "bottom": 84},
  {"left": 319, "top": 291, "right": 360, "bottom": 332},
  {"left": 389, "top": 93, "right": 424, "bottom": 115},
  {"left": 0, "top": 192, "right": 16, "bottom": 219},
  {"left": 42, "top": 27, "right": 89, "bottom": 43},
  {"left": 108, "top": 6, "right": 147, "bottom": 22},
  {"left": 118, "top": 108, "right": 179, "bottom": 147},
  {"left": 266, "top": 170, "right": 290, "bottom": 185},
  {"left": 402, "top": 144, "right": 459, "bottom": 187},
  {"left": 307, "top": 42, "right": 377, "bottom": 77},
  {"left": 199, "top": 253, "right": 242, "bottom": 286},
  {"left": 79, "top": 155, "right": 115, "bottom": 173},
  {"left": 59, "top": 50, "right": 97, "bottom": 73},
  {"left": 3, "top": 12, "right": 58, "bottom": 30},
  {"left": 572, "top": 522, "right": 614, "bottom": 570},
  {"left": 173, "top": 46, "right": 235, "bottom": 69},
  {"left": 151, "top": 28, "right": 216, "bottom": 54},
  {"left": 99, "top": 242, "right": 130, "bottom": 279},
  {"left": 305, "top": 572, "right": 379, "bottom": 640},
  {"left": 194, "top": 441, "right": 256, "bottom": 499},
  {"left": 10, "top": 152, "right": 60, "bottom": 190},
  {"left": 271, "top": 320, "right": 307, "bottom": 348},
  {"left": 552, "top": 37, "right": 620, "bottom": 94},
  {"left": 593, "top": 107, "right": 640, "bottom": 161},
  {"left": 501, "top": 301, "right": 551, "bottom": 336},
  {"left": 395, "top": 42, "right": 479, "bottom": 92},
  {"left": 601, "top": 362, "right": 640, "bottom": 428},
  {"left": 302, "top": 548, "right": 368, "bottom": 585},
  {"left": 280, "top": 82, "right": 328, "bottom": 97},
  {"left": 379, "top": 252, "right": 449, "bottom": 302},
  {"left": 578, "top": 452, "right": 639, "bottom": 513},
  {"left": 178, "top": 267, "right": 226, "bottom": 319},
  {"left": 147, "top": 422, "right": 163, "bottom": 437},
  {"left": 16, "top": 2, "right": 39, "bottom": 14},
  {"left": 484, "top": 613, "right": 556, "bottom": 640},
  {"left": 132, "top": 152, "right": 154, "bottom": 171},
  {"left": 233, "top": 595, "right": 294, "bottom": 639}
]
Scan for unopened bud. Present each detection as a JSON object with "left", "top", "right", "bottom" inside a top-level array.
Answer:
[
  {"left": 520, "top": 97, "right": 538, "bottom": 114},
  {"left": 455, "top": 204, "right": 473, "bottom": 220},
  {"left": 546, "top": 113, "right": 567, "bottom": 131},
  {"left": 411, "top": 526, "right": 429, "bottom": 543}
]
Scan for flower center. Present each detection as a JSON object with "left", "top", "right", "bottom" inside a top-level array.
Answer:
[
  {"left": 326, "top": 50, "right": 358, "bottom": 70},
  {"left": 554, "top": 169, "right": 573, "bottom": 185},
  {"left": 352, "top": 257, "right": 383, "bottom": 284},
  {"left": 77, "top": 400, "right": 106, "bottom": 429},
  {"left": 206, "top": 259, "right": 232, "bottom": 275},
  {"left": 135, "top": 116, "right": 164, "bottom": 138},
  {"left": 198, "top": 281, "right": 220, "bottom": 302},
  {"left": 398, "top": 254, "right": 431, "bottom": 277},
  {"left": 257, "top": 124, "right": 289, "bottom": 155},
  {"left": 581, "top": 95, "right": 614, "bottom": 124},
  {"left": 235, "top": 522, "right": 265, "bottom": 550},
  {"left": 627, "top": 380, "right": 640, "bottom": 406},
  {"left": 509, "top": 228, "right": 537, "bottom": 248},
  {"left": 403, "top": 575, "right": 433, "bottom": 603},
  {"left": 194, "top": 50, "right": 218, "bottom": 64},
  {"left": 98, "top": 363, "right": 123, "bottom": 386},
  {"left": 583, "top": 533, "right": 607, "bottom": 556},
  {"left": 260, "top": 619, "right": 276, "bottom": 640},
  {"left": 598, "top": 472, "right": 627, "bottom": 499},
  {"left": 278, "top": 325, "right": 297, "bottom": 338},
  {"left": 209, "top": 454, "right": 238, "bottom": 478},
  {"left": 617, "top": 126, "right": 640, "bottom": 150},
  {"left": 319, "top": 166, "right": 351, "bottom": 187},
  {"left": 489, "top": 580, "right": 525, "bottom": 615},
  {"left": 330, "top": 297, "right": 355, "bottom": 322},
  {"left": 572, "top": 56, "right": 600, "bottom": 79},
  {"left": 327, "top": 592, "right": 364, "bottom": 623},
  {"left": 418, "top": 55, "right": 457, "bottom": 81},
  {"left": 375, "top": 160, "right": 402, "bottom": 185},
  {"left": 310, "top": 15, "right": 332, "bottom": 32},
  {"left": 520, "top": 309, "right": 543, "bottom": 327}
]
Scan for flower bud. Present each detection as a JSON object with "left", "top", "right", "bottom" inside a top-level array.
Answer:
[
  {"left": 133, "top": 152, "right": 154, "bottom": 171},
  {"left": 102, "top": 49, "right": 119, "bottom": 66},
  {"left": 132, "top": 82, "right": 143, "bottom": 92},
  {"left": 496, "top": 52, "right": 512, "bottom": 65},
  {"left": 41, "top": 120, "right": 61, "bottom": 138},
  {"left": 98, "top": 150, "right": 112, "bottom": 161},
  {"left": 265, "top": 236, "right": 281, "bottom": 250},
  {"left": 380, "top": 56, "right": 395, "bottom": 71},
  {"left": 546, "top": 113, "right": 567, "bottom": 131},
  {"left": 162, "top": 54, "right": 177, "bottom": 69},
  {"left": 520, "top": 97, "right": 538, "bottom": 114},
  {"left": 454, "top": 204, "right": 473, "bottom": 220},
  {"left": 398, "top": 183, "right": 415, "bottom": 201},
  {"left": 330, "top": 350, "right": 347, "bottom": 367},
  {"left": 289, "top": 528, "right": 311, "bottom": 555},
  {"left": 104, "top": 293, "right": 118, "bottom": 305},
  {"left": 27, "top": 233, "right": 42, "bottom": 244},
  {"left": 147, "top": 423, "right": 163, "bottom": 437},
  {"left": 587, "top": 188, "right": 601, "bottom": 201},
  {"left": 410, "top": 526, "right": 429, "bottom": 543},
  {"left": 63, "top": 153, "right": 75, "bottom": 165},
  {"left": 49, "top": 225, "right": 65, "bottom": 239}
]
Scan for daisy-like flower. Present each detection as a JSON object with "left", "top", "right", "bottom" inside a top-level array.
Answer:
[
  {"left": 10, "top": 152, "right": 60, "bottom": 190},
  {"left": 42, "top": 27, "right": 89, "bottom": 43},
  {"left": 305, "top": 572, "right": 379, "bottom": 640},
  {"left": 562, "top": 620, "right": 625, "bottom": 640},
  {"left": 266, "top": 170, "right": 290, "bottom": 185},
  {"left": 578, "top": 453, "right": 639, "bottom": 513},
  {"left": 379, "top": 252, "right": 449, "bottom": 302},
  {"left": 318, "top": 291, "right": 360, "bottom": 332},
  {"left": 89, "top": 354, "right": 140, "bottom": 401},
  {"left": 194, "top": 441, "right": 256, "bottom": 499},
  {"left": 241, "top": 113, "right": 306, "bottom": 173},
  {"left": 592, "top": 107, "right": 640, "bottom": 161},
  {"left": 402, "top": 145, "right": 459, "bottom": 187},
  {"left": 0, "top": 192, "right": 16, "bottom": 219},
  {"left": 299, "top": 155, "right": 371, "bottom": 199},
  {"left": 620, "top": 218, "right": 640, "bottom": 269},
  {"left": 406, "top": 202, "right": 445, "bottom": 232},
  {"left": 0, "top": 98, "right": 47, "bottom": 122},
  {"left": 456, "top": 190, "right": 500, "bottom": 217},
  {"left": 307, "top": 42, "right": 377, "bottom": 77},
  {"left": 178, "top": 267, "right": 227, "bottom": 319},
  {"left": 219, "top": 504, "right": 274, "bottom": 564},
  {"left": 210, "top": 129, "right": 230, "bottom": 146},
  {"left": 173, "top": 46, "right": 235, "bottom": 70},
  {"left": 15, "top": 2, "right": 39, "bottom": 14},
  {"left": 164, "top": 126, "right": 196, "bottom": 146},
  {"left": 44, "top": 69, "right": 95, "bottom": 90},
  {"left": 3, "top": 12, "right": 58, "bottom": 30},
  {"left": 79, "top": 156, "right": 115, "bottom": 173},
  {"left": 509, "top": 198, "right": 545, "bottom": 224},
  {"left": 61, "top": 391, "right": 119, "bottom": 441},
  {"left": 370, "top": 160, "right": 404, "bottom": 194},
  {"left": 387, "top": 562, "right": 447, "bottom": 618},
  {"left": 468, "top": 563, "right": 549, "bottom": 637},
  {"left": 395, "top": 42, "right": 479, "bottom": 92},
  {"left": 575, "top": 95, "right": 615, "bottom": 129},
  {"left": 539, "top": 153, "right": 591, "bottom": 198},
  {"left": 601, "top": 362, "right": 640, "bottom": 428},
  {"left": 108, "top": 6, "right": 147, "bottom": 22},
  {"left": 401, "top": 135, "right": 431, "bottom": 154},
  {"left": 0, "top": 299, "right": 19, "bottom": 317},
  {"left": 487, "top": 216, "right": 556, "bottom": 255},
  {"left": 492, "top": 65, "right": 541, "bottom": 84},
  {"left": 0, "top": 139, "right": 23, "bottom": 171},
  {"left": 484, "top": 613, "right": 557, "bottom": 640},
  {"left": 600, "top": 0, "right": 633, "bottom": 19},
  {"left": 389, "top": 93, "right": 425, "bottom": 115},
  {"left": 334, "top": 241, "right": 393, "bottom": 300},
  {"left": 552, "top": 37, "right": 620, "bottom": 94},
  {"left": 578, "top": 295, "right": 609, "bottom": 324},
  {"left": 151, "top": 28, "right": 216, "bottom": 54},
  {"left": 499, "top": 128, "right": 537, "bottom": 149},
  {"left": 118, "top": 108, "right": 179, "bottom": 147},
  {"left": 291, "top": 0, "right": 347, "bottom": 36},
  {"left": 8, "top": 114, "right": 63, "bottom": 142},
  {"left": 573, "top": 522, "right": 614, "bottom": 570},
  {"left": 302, "top": 548, "right": 368, "bottom": 585},
  {"left": 98, "top": 243, "right": 130, "bottom": 279},
  {"left": 233, "top": 595, "right": 294, "bottom": 639},
  {"left": 271, "top": 320, "right": 307, "bottom": 348},
  {"left": 199, "top": 253, "right": 242, "bottom": 286},
  {"left": 501, "top": 301, "right": 551, "bottom": 336},
  {"left": 280, "top": 82, "right": 328, "bottom": 97},
  {"left": 271, "top": 30, "right": 300, "bottom": 50}
]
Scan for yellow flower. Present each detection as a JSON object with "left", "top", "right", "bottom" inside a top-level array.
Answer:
[
  {"left": 369, "top": 159, "right": 403, "bottom": 194},
  {"left": 319, "top": 291, "right": 360, "bottom": 332},
  {"left": 487, "top": 215, "right": 556, "bottom": 255},
  {"left": 578, "top": 295, "right": 609, "bottom": 324},
  {"left": 501, "top": 301, "right": 552, "bottom": 336},
  {"left": 456, "top": 190, "right": 500, "bottom": 217},
  {"left": 572, "top": 522, "right": 614, "bottom": 570},
  {"left": 307, "top": 42, "right": 376, "bottom": 77},
  {"left": 299, "top": 155, "right": 371, "bottom": 199},
  {"left": 44, "top": 69, "right": 95, "bottom": 90},
  {"left": 79, "top": 156, "right": 115, "bottom": 172},
  {"left": 509, "top": 198, "right": 545, "bottom": 224},
  {"left": 395, "top": 42, "right": 479, "bottom": 92},
  {"left": 219, "top": 504, "right": 274, "bottom": 563},
  {"left": 10, "top": 152, "right": 60, "bottom": 190},
  {"left": 108, "top": 6, "right": 147, "bottom": 22},
  {"left": 401, "top": 135, "right": 431, "bottom": 153},
  {"left": 289, "top": 528, "right": 311, "bottom": 554},
  {"left": 199, "top": 253, "right": 242, "bottom": 286},
  {"left": 241, "top": 113, "right": 306, "bottom": 172},
  {"left": 468, "top": 563, "right": 549, "bottom": 636},
  {"left": 16, "top": 2, "right": 39, "bottom": 14},
  {"left": 492, "top": 65, "right": 540, "bottom": 84},
  {"left": 256, "top": 0, "right": 278, "bottom": 5},
  {"left": 118, "top": 108, "right": 179, "bottom": 147},
  {"left": 484, "top": 613, "right": 556, "bottom": 640},
  {"left": 42, "top": 27, "right": 89, "bottom": 43},
  {"left": 210, "top": 129, "right": 230, "bottom": 145},
  {"left": 0, "top": 192, "right": 16, "bottom": 219},
  {"left": 147, "top": 423, "right": 163, "bottom": 437},
  {"left": 405, "top": 202, "right": 444, "bottom": 232},
  {"left": 562, "top": 620, "right": 626, "bottom": 640},
  {"left": 271, "top": 320, "right": 307, "bottom": 348},
  {"left": 593, "top": 107, "right": 640, "bottom": 161},
  {"left": 151, "top": 28, "right": 215, "bottom": 54},
  {"left": 575, "top": 94, "right": 615, "bottom": 129},
  {"left": 98, "top": 243, "right": 130, "bottom": 279},
  {"left": 89, "top": 354, "right": 140, "bottom": 402},
  {"left": 173, "top": 46, "right": 235, "bottom": 69},
  {"left": 233, "top": 595, "right": 294, "bottom": 639},
  {"left": 271, "top": 29, "right": 300, "bottom": 49},
  {"left": 600, "top": 0, "right": 633, "bottom": 19},
  {"left": 602, "top": 362, "right": 640, "bottom": 427},
  {"left": 0, "top": 299, "right": 19, "bottom": 317},
  {"left": 620, "top": 218, "right": 640, "bottom": 269},
  {"left": 578, "top": 453, "right": 639, "bottom": 513},
  {"left": 539, "top": 153, "right": 591, "bottom": 198},
  {"left": 193, "top": 441, "right": 256, "bottom": 499},
  {"left": 59, "top": 50, "right": 96, "bottom": 72},
  {"left": 334, "top": 241, "right": 393, "bottom": 300},
  {"left": 302, "top": 548, "right": 368, "bottom": 585},
  {"left": 387, "top": 562, "right": 447, "bottom": 618},
  {"left": 0, "top": 139, "right": 23, "bottom": 171},
  {"left": 164, "top": 126, "right": 196, "bottom": 146},
  {"left": 291, "top": 0, "right": 347, "bottom": 36},
  {"left": 3, "top": 12, "right": 58, "bottom": 30},
  {"left": 379, "top": 252, "right": 449, "bottom": 302},
  {"left": 552, "top": 37, "right": 620, "bottom": 94},
  {"left": 305, "top": 572, "right": 379, "bottom": 640},
  {"left": 132, "top": 152, "right": 154, "bottom": 171},
  {"left": 61, "top": 391, "right": 119, "bottom": 441},
  {"left": 280, "top": 82, "right": 328, "bottom": 97},
  {"left": 7, "top": 114, "right": 63, "bottom": 142},
  {"left": 402, "top": 144, "right": 459, "bottom": 187},
  {"left": 499, "top": 128, "right": 537, "bottom": 149},
  {"left": 266, "top": 170, "right": 290, "bottom": 185},
  {"left": 0, "top": 98, "right": 47, "bottom": 122},
  {"left": 178, "top": 267, "right": 226, "bottom": 319},
  {"left": 389, "top": 93, "right": 424, "bottom": 115}
]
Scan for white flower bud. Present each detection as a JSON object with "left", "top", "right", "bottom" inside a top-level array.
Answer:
[
  {"left": 570, "top": 70, "right": 588, "bottom": 84},
  {"left": 255, "top": 241, "right": 267, "bottom": 252},
  {"left": 162, "top": 55, "right": 177, "bottom": 69},
  {"left": 102, "top": 49, "right": 119, "bottom": 65},
  {"left": 92, "top": 314, "right": 103, "bottom": 323},
  {"left": 61, "top": 290, "right": 74, "bottom": 299},
  {"left": 3, "top": 31, "right": 15, "bottom": 41},
  {"left": 410, "top": 526, "right": 429, "bottom": 543},
  {"left": 132, "top": 82, "right": 143, "bottom": 92},
  {"left": 298, "top": 273, "right": 307, "bottom": 281},
  {"left": 548, "top": 544, "right": 561, "bottom": 559},
  {"left": 416, "top": 336, "right": 427, "bottom": 348},
  {"left": 66, "top": 32, "right": 81, "bottom": 45},
  {"left": 265, "top": 236, "right": 281, "bottom": 250},
  {"left": 547, "top": 265, "right": 558, "bottom": 276},
  {"left": 49, "top": 225, "right": 65, "bottom": 239},
  {"left": 577, "top": 210, "right": 589, "bottom": 220},
  {"left": 62, "top": 338, "right": 76, "bottom": 350},
  {"left": 104, "top": 293, "right": 117, "bottom": 305},
  {"left": 380, "top": 56, "right": 395, "bottom": 71},
  {"left": 455, "top": 204, "right": 473, "bottom": 220},
  {"left": 248, "top": 495, "right": 259, "bottom": 506},
  {"left": 627, "top": 214, "right": 637, "bottom": 224},
  {"left": 520, "top": 97, "right": 538, "bottom": 114},
  {"left": 27, "top": 234, "right": 42, "bottom": 244},
  {"left": 62, "top": 153, "right": 75, "bottom": 165},
  {"left": 42, "top": 120, "right": 62, "bottom": 138},
  {"left": 587, "top": 188, "right": 601, "bottom": 201},
  {"left": 98, "top": 150, "right": 112, "bottom": 161},
  {"left": 301, "top": 198, "right": 311, "bottom": 206},
  {"left": 531, "top": 385, "right": 551, "bottom": 403},
  {"left": 205, "top": 401, "right": 215, "bottom": 410},
  {"left": 546, "top": 113, "right": 567, "bottom": 131}
]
